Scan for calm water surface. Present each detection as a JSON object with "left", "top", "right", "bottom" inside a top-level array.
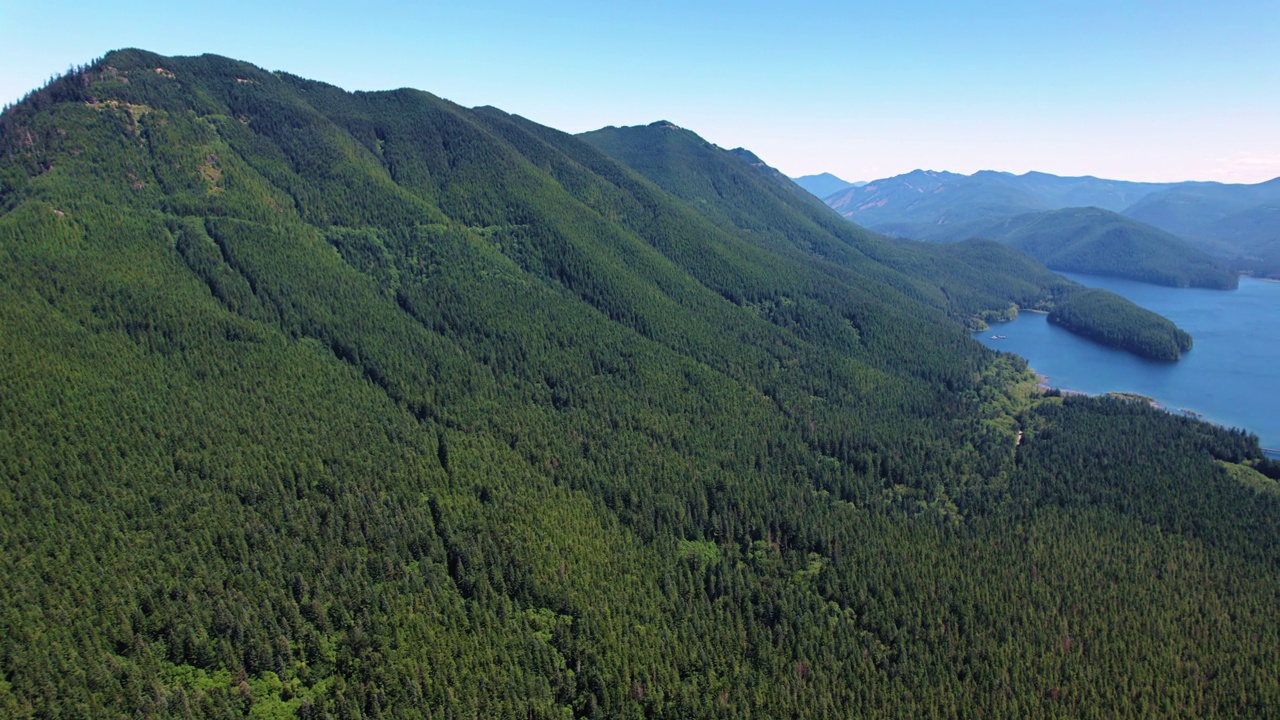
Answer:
[{"left": 974, "top": 274, "right": 1280, "bottom": 457}]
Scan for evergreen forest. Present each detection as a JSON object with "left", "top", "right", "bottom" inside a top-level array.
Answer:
[
  {"left": 1, "top": 50, "right": 1277, "bottom": 718},
  {"left": 1048, "top": 289, "right": 1194, "bottom": 361}
]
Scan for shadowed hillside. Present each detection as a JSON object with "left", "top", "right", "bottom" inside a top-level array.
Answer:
[{"left": 891, "top": 207, "right": 1238, "bottom": 289}]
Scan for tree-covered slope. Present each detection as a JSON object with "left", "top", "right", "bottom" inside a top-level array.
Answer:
[
  {"left": 889, "top": 238, "right": 1079, "bottom": 326},
  {"left": 976, "top": 207, "right": 1237, "bottom": 289},
  {"left": 579, "top": 123, "right": 1077, "bottom": 329},
  {"left": 1048, "top": 288, "right": 1194, "bottom": 360},
  {"left": 900, "top": 239, "right": 1203, "bottom": 358},
  {"left": 1, "top": 50, "right": 1278, "bottom": 718},
  {"left": 871, "top": 206, "right": 1236, "bottom": 289},
  {"left": 578, "top": 123, "right": 1193, "bottom": 352},
  {"left": 1123, "top": 179, "right": 1280, "bottom": 278}
]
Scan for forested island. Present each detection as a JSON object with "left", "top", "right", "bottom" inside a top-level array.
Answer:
[
  {"left": 1048, "top": 288, "right": 1194, "bottom": 360},
  {"left": 0, "top": 50, "right": 1275, "bottom": 717}
]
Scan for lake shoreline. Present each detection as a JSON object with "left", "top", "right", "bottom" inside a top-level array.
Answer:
[
  {"left": 1009, "top": 275, "right": 1278, "bottom": 451},
  {"left": 1240, "top": 273, "right": 1280, "bottom": 284},
  {"left": 1033, "top": 369, "right": 1279, "bottom": 458},
  {"left": 1037, "top": 370, "right": 1199, "bottom": 412},
  {"left": 982, "top": 273, "right": 1279, "bottom": 452}
]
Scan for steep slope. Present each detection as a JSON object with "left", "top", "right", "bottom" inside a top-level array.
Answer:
[
  {"left": 579, "top": 123, "right": 1197, "bottom": 353},
  {"left": 1, "top": 50, "right": 1278, "bottom": 718},
  {"left": 579, "top": 123, "right": 1074, "bottom": 329}
]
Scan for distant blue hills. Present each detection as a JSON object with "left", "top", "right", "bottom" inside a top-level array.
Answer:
[
  {"left": 791, "top": 172, "right": 865, "bottom": 198},
  {"left": 807, "top": 169, "right": 1280, "bottom": 279}
]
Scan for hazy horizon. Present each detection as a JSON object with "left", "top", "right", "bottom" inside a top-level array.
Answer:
[
  {"left": 4, "top": 1, "right": 1277, "bottom": 184},
  {"left": 794, "top": 167, "right": 1280, "bottom": 186}
]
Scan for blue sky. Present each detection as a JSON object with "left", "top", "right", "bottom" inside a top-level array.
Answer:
[{"left": 3, "top": 1, "right": 1278, "bottom": 183}]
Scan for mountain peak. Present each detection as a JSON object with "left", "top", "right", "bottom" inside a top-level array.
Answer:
[
  {"left": 791, "top": 172, "right": 863, "bottom": 199},
  {"left": 729, "top": 147, "right": 764, "bottom": 165},
  {"left": 648, "top": 120, "right": 683, "bottom": 130}
]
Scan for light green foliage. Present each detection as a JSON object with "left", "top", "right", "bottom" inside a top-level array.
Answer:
[
  {"left": 1218, "top": 460, "right": 1280, "bottom": 498},
  {"left": 677, "top": 539, "right": 721, "bottom": 568}
]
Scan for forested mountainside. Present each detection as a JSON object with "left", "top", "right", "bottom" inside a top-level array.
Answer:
[
  {"left": 2, "top": 50, "right": 1278, "bottom": 718},
  {"left": 1125, "top": 179, "right": 1280, "bottom": 278},
  {"left": 580, "top": 123, "right": 1194, "bottom": 350},
  {"left": 872, "top": 207, "right": 1237, "bottom": 290},
  {"left": 578, "top": 123, "right": 1077, "bottom": 325}
]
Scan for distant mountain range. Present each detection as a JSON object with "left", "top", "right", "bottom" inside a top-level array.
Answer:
[
  {"left": 928, "top": 207, "right": 1236, "bottom": 289},
  {"left": 791, "top": 172, "right": 865, "bottom": 198},
  {"left": 816, "top": 169, "right": 1280, "bottom": 279},
  {"left": 1125, "top": 179, "right": 1280, "bottom": 275}
]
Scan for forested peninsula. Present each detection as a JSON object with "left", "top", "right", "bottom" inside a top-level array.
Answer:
[
  {"left": 0, "top": 50, "right": 1274, "bottom": 718},
  {"left": 870, "top": 239, "right": 1195, "bottom": 360},
  {"left": 1048, "top": 288, "right": 1194, "bottom": 360}
]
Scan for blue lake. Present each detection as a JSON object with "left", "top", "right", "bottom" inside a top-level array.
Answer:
[{"left": 974, "top": 273, "right": 1280, "bottom": 457}]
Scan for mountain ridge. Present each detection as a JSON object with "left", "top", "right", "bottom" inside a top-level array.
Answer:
[
  {"left": 822, "top": 167, "right": 1280, "bottom": 279},
  {"left": 574, "top": 125, "right": 1202, "bottom": 358},
  {"left": 874, "top": 207, "right": 1237, "bottom": 289}
]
